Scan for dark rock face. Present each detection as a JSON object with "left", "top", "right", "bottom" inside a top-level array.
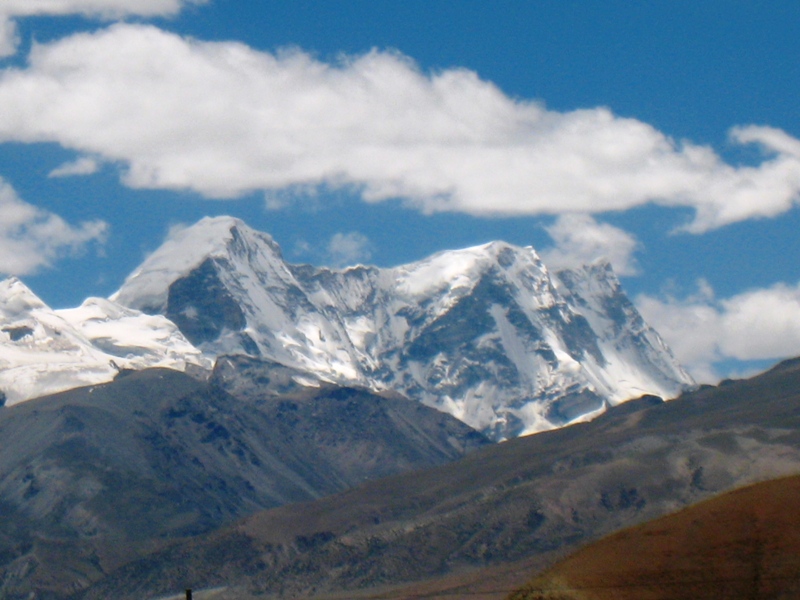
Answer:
[
  {"left": 1, "top": 326, "right": 34, "bottom": 342},
  {"left": 545, "top": 388, "right": 605, "bottom": 425},
  {"left": 210, "top": 354, "right": 319, "bottom": 398},
  {"left": 165, "top": 258, "right": 248, "bottom": 346}
]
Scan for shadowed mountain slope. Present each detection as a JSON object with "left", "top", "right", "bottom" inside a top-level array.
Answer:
[
  {"left": 79, "top": 357, "right": 800, "bottom": 599},
  {"left": 0, "top": 365, "right": 487, "bottom": 600},
  {"left": 508, "top": 474, "right": 800, "bottom": 600}
]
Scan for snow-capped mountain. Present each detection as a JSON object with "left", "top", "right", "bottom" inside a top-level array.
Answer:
[
  {"left": 112, "top": 217, "right": 369, "bottom": 381},
  {"left": 0, "top": 277, "right": 210, "bottom": 406},
  {"left": 553, "top": 262, "right": 692, "bottom": 404},
  {"left": 112, "top": 216, "right": 693, "bottom": 439}
]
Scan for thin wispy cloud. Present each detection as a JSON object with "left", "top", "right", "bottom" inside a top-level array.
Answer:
[
  {"left": 49, "top": 156, "right": 99, "bottom": 178},
  {"left": 541, "top": 214, "right": 640, "bottom": 276},
  {"left": 327, "top": 232, "right": 373, "bottom": 267},
  {"left": 0, "top": 15, "right": 16, "bottom": 57},
  {"left": 0, "top": 0, "right": 199, "bottom": 16},
  {"left": 0, "top": 178, "right": 107, "bottom": 276},
  {"left": 0, "top": 25, "right": 797, "bottom": 232}
]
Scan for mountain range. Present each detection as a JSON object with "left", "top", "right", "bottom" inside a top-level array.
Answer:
[
  {"left": 0, "top": 215, "right": 797, "bottom": 598},
  {"left": 69, "top": 357, "right": 800, "bottom": 599},
  {"left": 2, "top": 354, "right": 799, "bottom": 599},
  {"left": 1, "top": 216, "right": 693, "bottom": 440}
]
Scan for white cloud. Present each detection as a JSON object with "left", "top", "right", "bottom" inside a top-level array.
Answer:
[
  {"left": 327, "top": 232, "right": 373, "bottom": 267},
  {"left": 0, "top": 25, "right": 799, "bottom": 231},
  {"left": 0, "top": 177, "right": 107, "bottom": 275},
  {"left": 718, "top": 285, "right": 800, "bottom": 361},
  {"left": 49, "top": 156, "right": 99, "bottom": 177},
  {"left": 0, "top": 0, "right": 196, "bottom": 18},
  {"left": 636, "top": 280, "right": 800, "bottom": 383},
  {"left": 0, "top": 15, "right": 18, "bottom": 57},
  {"left": 541, "top": 214, "right": 640, "bottom": 276},
  {"left": 0, "top": 0, "right": 205, "bottom": 57}
]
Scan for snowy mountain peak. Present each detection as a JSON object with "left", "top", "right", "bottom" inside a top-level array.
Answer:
[
  {"left": 0, "top": 276, "right": 48, "bottom": 317},
  {"left": 111, "top": 215, "right": 283, "bottom": 314},
  {"left": 392, "top": 240, "right": 547, "bottom": 301},
  {"left": 108, "top": 217, "right": 694, "bottom": 439}
]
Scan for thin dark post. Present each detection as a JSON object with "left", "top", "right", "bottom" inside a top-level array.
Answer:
[{"left": 185, "top": 589, "right": 192, "bottom": 600}]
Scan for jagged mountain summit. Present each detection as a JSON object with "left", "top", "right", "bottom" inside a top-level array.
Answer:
[
  {"left": 0, "top": 277, "right": 210, "bottom": 405},
  {"left": 112, "top": 216, "right": 693, "bottom": 439}
]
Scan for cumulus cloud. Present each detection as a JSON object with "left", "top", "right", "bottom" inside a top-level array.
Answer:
[
  {"left": 0, "top": 177, "right": 107, "bottom": 275},
  {"left": 0, "top": 25, "right": 799, "bottom": 231},
  {"left": 327, "top": 232, "right": 373, "bottom": 267},
  {"left": 0, "top": 0, "right": 205, "bottom": 57},
  {"left": 636, "top": 280, "right": 800, "bottom": 383},
  {"left": 541, "top": 214, "right": 640, "bottom": 276}
]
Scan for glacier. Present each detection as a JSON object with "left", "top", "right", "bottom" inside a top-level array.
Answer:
[{"left": 0, "top": 277, "right": 210, "bottom": 406}]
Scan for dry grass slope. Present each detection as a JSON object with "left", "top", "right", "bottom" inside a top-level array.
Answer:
[{"left": 509, "top": 474, "right": 800, "bottom": 600}]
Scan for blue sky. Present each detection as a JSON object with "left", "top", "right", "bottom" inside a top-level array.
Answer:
[{"left": 1, "top": 1, "right": 800, "bottom": 382}]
